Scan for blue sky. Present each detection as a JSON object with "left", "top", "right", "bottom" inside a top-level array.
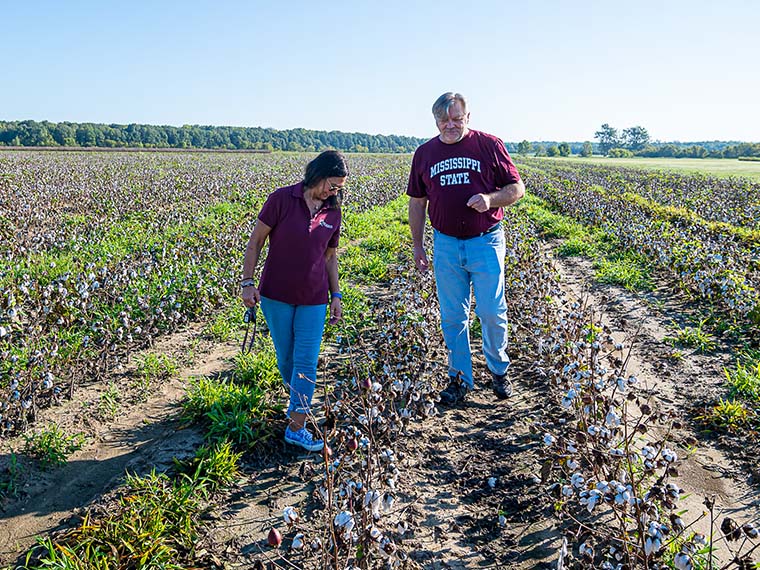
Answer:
[{"left": 3, "top": 0, "right": 758, "bottom": 142}]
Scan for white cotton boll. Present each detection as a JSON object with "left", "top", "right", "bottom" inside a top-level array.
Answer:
[
  {"left": 662, "top": 447, "right": 677, "bottom": 463},
  {"left": 291, "top": 533, "right": 304, "bottom": 550},
  {"left": 334, "top": 511, "right": 355, "bottom": 533},
  {"left": 543, "top": 433, "right": 555, "bottom": 446},
  {"left": 674, "top": 552, "right": 693, "bottom": 570},
  {"left": 644, "top": 536, "right": 661, "bottom": 556},
  {"left": 283, "top": 506, "right": 299, "bottom": 525},
  {"left": 487, "top": 477, "right": 497, "bottom": 488}
]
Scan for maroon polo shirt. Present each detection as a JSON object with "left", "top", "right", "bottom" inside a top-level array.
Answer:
[
  {"left": 407, "top": 129, "right": 521, "bottom": 237},
  {"left": 257, "top": 182, "right": 341, "bottom": 305}
]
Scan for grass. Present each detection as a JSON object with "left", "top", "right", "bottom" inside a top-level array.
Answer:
[
  {"left": 663, "top": 319, "right": 716, "bottom": 353},
  {"left": 134, "top": 353, "right": 179, "bottom": 396},
  {"left": 27, "top": 469, "right": 206, "bottom": 570},
  {"left": 516, "top": 194, "right": 616, "bottom": 258},
  {"left": 725, "top": 351, "right": 760, "bottom": 400},
  {"left": 533, "top": 156, "right": 760, "bottom": 181},
  {"left": 0, "top": 453, "right": 22, "bottom": 499},
  {"left": 173, "top": 440, "right": 241, "bottom": 492},
  {"left": 594, "top": 252, "right": 653, "bottom": 291},
  {"left": 97, "top": 383, "right": 122, "bottom": 420},
  {"left": 517, "top": 194, "right": 655, "bottom": 291},
  {"left": 340, "top": 196, "right": 409, "bottom": 284},
  {"left": 183, "top": 341, "right": 282, "bottom": 448},
  {"left": 203, "top": 299, "right": 248, "bottom": 342},
  {"left": 699, "top": 398, "right": 756, "bottom": 433},
  {"left": 24, "top": 424, "right": 85, "bottom": 469}
]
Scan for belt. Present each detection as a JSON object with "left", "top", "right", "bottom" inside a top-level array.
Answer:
[{"left": 447, "top": 223, "right": 501, "bottom": 240}]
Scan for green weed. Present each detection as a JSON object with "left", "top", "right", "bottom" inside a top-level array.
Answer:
[
  {"left": 699, "top": 398, "right": 755, "bottom": 433},
  {"left": 0, "top": 453, "right": 22, "bottom": 499},
  {"left": 557, "top": 236, "right": 599, "bottom": 257},
  {"left": 594, "top": 253, "right": 653, "bottom": 291},
  {"left": 725, "top": 351, "right": 760, "bottom": 400},
  {"left": 233, "top": 342, "right": 280, "bottom": 386},
  {"left": 174, "top": 440, "right": 241, "bottom": 492},
  {"left": 27, "top": 470, "right": 203, "bottom": 569},
  {"left": 97, "top": 383, "right": 121, "bottom": 420},
  {"left": 134, "top": 353, "right": 179, "bottom": 394},
  {"left": 183, "top": 376, "right": 281, "bottom": 448},
  {"left": 664, "top": 319, "right": 716, "bottom": 353},
  {"left": 24, "top": 424, "right": 85, "bottom": 469},
  {"left": 204, "top": 301, "right": 247, "bottom": 342}
]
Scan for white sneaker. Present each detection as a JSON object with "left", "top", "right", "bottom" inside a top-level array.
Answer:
[{"left": 284, "top": 426, "right": 324, "bottom": 452}]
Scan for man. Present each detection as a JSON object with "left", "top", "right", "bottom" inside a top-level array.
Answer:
[{"left": 407, "top": 92, "right": 525, "bottom": 405}]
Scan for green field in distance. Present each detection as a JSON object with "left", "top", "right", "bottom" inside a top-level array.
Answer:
[{"left": 532, "top": 156, "right": 760, "bottom": 181}]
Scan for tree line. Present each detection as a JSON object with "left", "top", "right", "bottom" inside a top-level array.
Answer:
[
  {"left": 509, "top": 127, "right": 759, "bottom": 159},
  {"left": 0, "top": 120, "right": 426, "bottom": 153},
  {"left": 592, "top": 123, "right": 760, "bottom": 159},
  {"left": 2, "top": 119, "right": 757, "bottom": 159}
]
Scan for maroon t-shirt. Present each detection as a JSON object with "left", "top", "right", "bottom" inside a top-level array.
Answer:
[
  {"left": 257, "top": 182, "right": 341, "bottom": 305},
  {"left": 406, "top": 129, "right": 521, "bottom": 237}
]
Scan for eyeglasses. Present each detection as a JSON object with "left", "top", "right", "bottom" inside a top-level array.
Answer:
[{"left": 327, "top": 180, "right": 346, "bottom": 193}]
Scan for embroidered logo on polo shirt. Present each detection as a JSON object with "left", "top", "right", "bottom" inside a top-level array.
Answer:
[{"left": 319, "top": 219, "right": 334, "bottom": 229}]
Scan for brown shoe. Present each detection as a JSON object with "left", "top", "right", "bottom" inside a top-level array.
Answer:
[{"left": 492, "top": 372, "right": 513, "bottom": 399}]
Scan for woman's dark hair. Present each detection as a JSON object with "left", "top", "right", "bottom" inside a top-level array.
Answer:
[{"left": 303, "top": 150, "right": 349, "bottom": 207}]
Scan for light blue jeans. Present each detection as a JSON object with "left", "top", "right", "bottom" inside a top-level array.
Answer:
[
  {"left": 260, "top": 296, "right": 327, "bottom": 415},
  {"left": 432, "top": 227, "right": 510, "bottom": 388}
]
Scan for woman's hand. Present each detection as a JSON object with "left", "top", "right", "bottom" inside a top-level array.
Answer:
[
  {"left": 242, "top": 285, "right": 260, "bottom": 307},
  {"left": 329, "top": 296, "right": 342, "bottom": 325}
]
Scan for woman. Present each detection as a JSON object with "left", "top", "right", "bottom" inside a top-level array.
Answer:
[{"left": 240, "top": 150, "right": 347, "bottom": 452}]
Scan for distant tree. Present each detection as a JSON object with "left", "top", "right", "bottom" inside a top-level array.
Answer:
[
  {"left": 558, "top": 142, "right": 571, "bottom": 157},
  {"left": 608, "top": 148, "right": 634, "bottom": 158},
  {"left": 19, "top": 121, "right": 56, "bottom": 146},
  {"left": 594, "top": 123, "right": 620, "bottom": 155},
  {"left": 622, "top": 126, "right": 650, "bottom": 151},
  {"left": 517, "top": 140, "right": 532, "bottom": 154},
  {"left": 681, "top": 145, "right": 709, "bottom": 158},
  {"left": 75, "top": 125, "right": 97, "bottom": 146},
  {"left": 547, "top": 145, "right": 560, "bottom": 157},
  {"left": 581, "top": 141, "right": 593, "bottom": 157},
  {"left": 50, "top": 123, "right": 76, "bottom": 146}
]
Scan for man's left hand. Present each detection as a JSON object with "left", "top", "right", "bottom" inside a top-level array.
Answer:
[{"left": 466, "top": 193, "right": 491, "bottom": 213}]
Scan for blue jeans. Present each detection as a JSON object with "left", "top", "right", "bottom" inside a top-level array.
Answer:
[
  {"left": 432, "top": 227, "right": 510, "bottom": 388},
  {"left": 260, "top": 296, "right": 327, "bottom": 415}
]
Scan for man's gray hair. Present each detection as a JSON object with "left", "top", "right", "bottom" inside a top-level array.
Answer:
[{"left": 432, "top": 92, "right": 468, "bottom": 122}]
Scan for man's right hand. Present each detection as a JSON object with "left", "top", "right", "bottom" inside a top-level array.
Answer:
[{"left": 413, "top": 245, "right": 429, "bottom": 272}]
